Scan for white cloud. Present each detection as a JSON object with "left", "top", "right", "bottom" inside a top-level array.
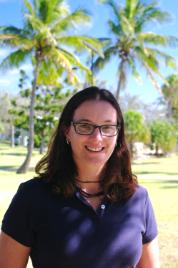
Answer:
[
  {"left": 0, "top": 78, "right": 11, "bottom": 86},
  {"left": 21, "top": 63, "right": 32, "bottom": 72},
  {"left": 7, "top": 68, "right": 19, "bottom": 75},
  {"left": 0, "top": 48, "right": 10, "bottom": 58},
  {"left": 0, "top": 61, "right": 33, "bottom": 93}
]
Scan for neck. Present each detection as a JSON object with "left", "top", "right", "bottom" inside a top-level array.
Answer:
[
  {"left": 76, "top": 164, "right": 104, "bottom": 183},
  {"left": 75, "top": 163, "right": 105, "bottom": 192},
  {"left": 75, "top": 178, "right": 101, "bottom": 183}
]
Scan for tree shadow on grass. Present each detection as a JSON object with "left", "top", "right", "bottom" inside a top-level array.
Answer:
[
  {"left": 133, "top": 161, "right": 161, "bottom": 165},
  {"left": 159, "top": 180, "right": 178, "bottom": 189},
  {"left": 135, "top": 171, "right": 178, "bottom": 176},
  {"left": 161, "top": 185, "right": 178, "bottom": 189},
  {"left": 0, "top": 166, "right": 35, "bottom": 172},
  {"left": 141, "top": 179, "right": 178, "bottom": 189},
  {"left": 0, "top": 166, "right": 18, "bottom": 172},
  {"left": 0, "top": 152, "right": 26, "bottom": 156}
]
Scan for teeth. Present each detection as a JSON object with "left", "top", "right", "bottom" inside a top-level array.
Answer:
[{"left": 86, "top": 146, "right": 103, "bottom": 152}]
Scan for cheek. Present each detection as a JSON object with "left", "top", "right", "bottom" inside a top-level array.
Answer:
[
  {"left": 69, "top": 135, "right": 86, "bottom": 152},
  {"left": 107, "top": 138, "right": 117, "bottom": 155},
  {"left": 109, "top": 137, "right": 117, "bottom": 148}
]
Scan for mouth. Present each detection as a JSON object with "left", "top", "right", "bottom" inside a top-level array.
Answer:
[{"left": 85, "top": 146, "right": 104, "bottom": 152}]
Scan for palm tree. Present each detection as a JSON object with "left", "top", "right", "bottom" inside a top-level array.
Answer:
[
  {"left": 161, "top": 74, "right": 178, "bottom": 121},
  {"left": 0, "top": 0, "right": 103, "bottom": 173},
  {"left": 95, "top": 0, "right": 178, "bottom": 100}
]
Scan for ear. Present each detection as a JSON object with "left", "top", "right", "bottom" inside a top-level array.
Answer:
[{"left": 64, "top": 126, "right": 70, "bottom": 141}]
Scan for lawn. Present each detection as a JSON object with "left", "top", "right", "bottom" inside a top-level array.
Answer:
[
  {"left": 133, "top": 156, "right": 178, "bottom": 268},
  {"left": 0, "top": 142, "right": 178, "bottom": 268}
]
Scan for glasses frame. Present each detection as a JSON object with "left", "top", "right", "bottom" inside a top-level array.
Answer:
[{"left": 71, "top": 121, "right": 120, "bottom": 137}]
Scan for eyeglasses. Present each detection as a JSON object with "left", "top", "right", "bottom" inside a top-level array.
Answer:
[{"left": 71, "top": 122, "right": 120, "bottom": 137}]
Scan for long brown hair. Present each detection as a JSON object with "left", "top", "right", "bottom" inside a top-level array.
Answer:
[{"left": 35, "top": 86, "right": 137, "bottom": 202}]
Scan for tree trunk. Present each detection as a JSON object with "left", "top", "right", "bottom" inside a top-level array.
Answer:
[
  {"left": 116, "top": 76, "right": 122, "bottom": 101},
  {"left": 17, "top": 60, "right": 40, "bottom": 173},
  {"left": 10, "top": 125, "right": 15, "bottom": 147},
  {"left": 39, "top": 131, "right": 45, "bottom": 154},
  {"left": 115, "top": 59, "right": 125, "bottom": 101},
  {"left": 167, "top": 100, "right": 172, "bottom": 119},
  {"left": 155, "top": 144, "right": 159, "bottom": 156},
  {"left": 129, "top": 142, "right": 134, "bottom": 159},
  {"left": 90, "top": 50, "right": 94, "bottom": 85}
]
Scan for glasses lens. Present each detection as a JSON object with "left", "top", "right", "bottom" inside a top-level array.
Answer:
[
  {"left": 101, "top": 125, "right": 118, "bottom": 136},
  {"left": 75, "top": 123, "right": 93, "bottom": 134}
]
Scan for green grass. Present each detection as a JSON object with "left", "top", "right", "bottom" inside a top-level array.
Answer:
[
  {"left": 132, "top": 157, "right": 178, "bottom": 268},
  {"left": 0, "top": 142, "right": 178, "bottom": 268}
]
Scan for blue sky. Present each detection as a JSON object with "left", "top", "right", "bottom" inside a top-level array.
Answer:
[{"left": 0, "top": 0, "right": 178, "bottom": 103}]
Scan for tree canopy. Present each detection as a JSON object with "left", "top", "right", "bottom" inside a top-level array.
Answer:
[
  {"left": 0, "top": 0, "right": 104, "bottom": 173},
  {"left": 95, "top": 0, "right": 178, "bottom": 99},
  {"left": 161, "top": 74, "right": 178, "bottom": 121}
]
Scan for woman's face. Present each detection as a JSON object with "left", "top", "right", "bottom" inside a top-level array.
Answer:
[{"left": 66, "top": 100, "right": 118, "bottom": 170}]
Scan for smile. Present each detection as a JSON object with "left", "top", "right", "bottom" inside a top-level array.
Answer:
[{"left": 85, "top": 146, "right": 104, "bottom": 152}]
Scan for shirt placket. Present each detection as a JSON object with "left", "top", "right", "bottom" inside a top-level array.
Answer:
[{"left": 75, "top": 191, "right": 108, "bottom": 218}]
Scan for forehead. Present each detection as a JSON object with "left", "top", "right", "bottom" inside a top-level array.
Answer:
[{"left": 73, "top": 100, "right": 117, "bottom": 122}]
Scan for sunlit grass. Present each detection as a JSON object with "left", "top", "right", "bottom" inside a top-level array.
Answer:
[
  {"left": 0, "top": 142, "right": 178, "bottom": 268},
  {"left": 133, "top": 156, "right": 178, "bottom": 268}
]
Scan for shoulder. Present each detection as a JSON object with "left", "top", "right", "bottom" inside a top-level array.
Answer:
[
  {"left": 131, "top": 185, "right": 149, "bottom": 202},
  {"left": 11, "top": 177, "right": 53, "bottom": 207},
  {"left": 125, "top": 185, "right": 153, "bottom": 212},
  {"left": 17, "top": 177, "right": 50, "bottom": 195},
  {"left": 19, "top": 177, "right": 48, "bottom": 188}
]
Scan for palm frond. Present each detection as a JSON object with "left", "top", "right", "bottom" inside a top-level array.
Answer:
[
  {"left": 56, "top": 48, "right": 90, "bottom": 73},
  {"left": 55, "top": 0, "right": 70, "bottom": 16},
  {"left": 142, "top": 62, "right": 163, "bottom": 95},
  {"left": 125, "top": 0, "right": 139, "bottom": 19},
  {"left": 136, "top": 46, "right": 159, "bottom": 72},
  {"left": 24, "top": 0, "right": 35, "bottom": 16},
  {"left": 137, "top": 46, "right": 169, "bottom": 92},
  {"left": 37, "top": 0, "right": 68, "bottom": 24},
  {"left": 0, "top": 49, "right": 31, "bottom": 69},
  {"left": 48, "top": 47, "right": 88, "bottom": 84},
  {"left": 52, "top": 9, "right": 91, "bottom": 34},
  {"left": 58, "top": 36, "right": 104, "bottom": 58},
  {"left": 142, "top": 4, "right": 171, "bottom": 23},
  {"left": 0, "top": 33, "right": 17, "bottom": 42},
  {"left": 135, "top": 3, "right": 171, "bottom": 31},
  {"left": 0, "top": 26, "right": 23, "bottom": 35},
  {"left": 119, "top": 10, "right": 135, "bottom": 36},
  {"left": 127, "top": 56, "right": 142, "bottom": 82},
  {"left": 0, "top": 33, "right": 35, "bottom": 50},
  {"left": 37, "top": 60, "right": 62, "bottom": 86},
  {"left": 139, "top": 32, "right": 170, "bottom": 46},
  {"left": 108, "top": 20, "right": 122, "bottom": 36},
  {"left": 106, "top": 0, "right": 120, "bottom": 21},
  {"left": 93, "top": 46, "right": 117, "bottom": 72},
  {"left": 143, "top": 47, "right": 177, "bottom": 69},
  {"left": 25, "top": 14, "right": 44, "bottom": 31}
]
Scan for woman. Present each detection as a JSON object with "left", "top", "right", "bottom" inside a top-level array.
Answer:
[{"left": 0, "top": 86, "right": 159, "bottom": 268}]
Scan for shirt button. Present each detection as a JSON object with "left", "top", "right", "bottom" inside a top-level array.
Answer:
[{"left": 101, "top": 204, "right": 105, "bottom": 210}]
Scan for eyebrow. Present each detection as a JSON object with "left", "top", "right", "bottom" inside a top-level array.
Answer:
[{"left": 73, "top": 119, "right": 117, "bottom": 124}]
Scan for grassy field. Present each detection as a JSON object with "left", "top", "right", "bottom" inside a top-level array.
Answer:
[{"left": 0, "top": 142, "right": 178, "bottom": 268}]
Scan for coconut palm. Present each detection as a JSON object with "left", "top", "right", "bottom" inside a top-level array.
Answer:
[
  {"left": 95, "top": 0, "right": 178, "bottom": 100},
  {"left": 0, "top": 0, "right": 103, "bottom": 173},
  {"left": 161, "top": 74, "right": 178, "bottom": 121}
]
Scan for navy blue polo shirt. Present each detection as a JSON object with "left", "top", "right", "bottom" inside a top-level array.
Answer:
[{"left": 1, "top": 178, "right": 157, "bottom": 268}]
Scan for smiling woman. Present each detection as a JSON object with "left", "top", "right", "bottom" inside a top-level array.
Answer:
[{"left": 0, "top": 86, "right": 160, "bottom": 268}]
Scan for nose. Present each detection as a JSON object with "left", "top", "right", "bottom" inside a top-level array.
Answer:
[{"left": 90, "top": 127, "right": 103, "bottom": 140}]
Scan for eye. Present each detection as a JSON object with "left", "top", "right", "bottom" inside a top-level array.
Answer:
[
  {"left": 77, "top": 123, "right": 93, "bottom": 133},
  {"left": 101, "top": 125, "right": 116, "bottom": 133}
]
